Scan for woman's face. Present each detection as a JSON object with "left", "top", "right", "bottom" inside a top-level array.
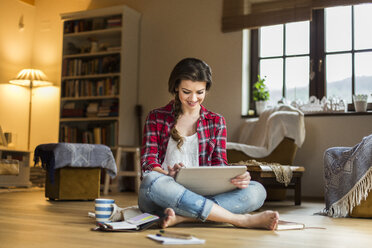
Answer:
[{"left": 177, "top": 79, "right": 207, "bottom": 111}]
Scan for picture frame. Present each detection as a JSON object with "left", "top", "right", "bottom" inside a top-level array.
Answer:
[{"left": 0, "top": 125, "right": 8, "bottom": 147}]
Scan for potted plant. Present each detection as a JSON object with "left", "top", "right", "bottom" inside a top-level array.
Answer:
[
  {"left": 353, "top": 94, "right": 368, "bottom": 112},
  {"left": 253, "top": 75, "right": 270, "bottom": 115}
]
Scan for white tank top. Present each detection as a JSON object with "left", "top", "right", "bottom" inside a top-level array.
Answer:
[{"left": 161, "top": 133, "right": 199, "bottom": 172}]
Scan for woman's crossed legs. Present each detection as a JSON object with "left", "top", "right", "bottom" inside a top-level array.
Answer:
[{"left": 138, "top": 171, "right": 279, "bottom": 230}]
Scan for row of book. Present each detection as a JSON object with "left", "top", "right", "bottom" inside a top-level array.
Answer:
[
  {"left": 61, "top": 78, "right": 119, "bottom": 98},
  {"left": 64, "top": 15, "right": 122, "bottom": 34},
  {"left": 62, "top": 55, "right": 120, "bottom": 76},
  {"left": 61, "top": 100, "right": 119, "bottom": 118},
  {"left": 60, "top": 122, "right": 118, "bottom": 147}
]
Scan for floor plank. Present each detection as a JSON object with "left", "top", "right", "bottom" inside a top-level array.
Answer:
[{"left": 0, "top": 190, "right": 370, "bottom": 248}]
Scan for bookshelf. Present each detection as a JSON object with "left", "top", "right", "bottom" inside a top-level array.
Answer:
[{"left": 59, "top": 6, "right": 141, "bottom": 148}]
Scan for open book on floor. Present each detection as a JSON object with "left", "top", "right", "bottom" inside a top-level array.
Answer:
[
  {"left": 276, "top": 220, "right": 305, "bottom": 231},
  {"left": 96, "top": 213, "right": 160, "bottom": 232}
]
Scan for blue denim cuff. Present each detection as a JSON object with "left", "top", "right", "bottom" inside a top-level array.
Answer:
[{"left": 199, "top": 198, "right": 214, "bottom": 221}]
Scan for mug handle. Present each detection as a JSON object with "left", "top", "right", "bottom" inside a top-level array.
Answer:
[{"left": 108, "top": 203, "right": 120, "bottom": 221}]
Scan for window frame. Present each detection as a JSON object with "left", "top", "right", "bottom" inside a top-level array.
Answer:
[{"left": 249, "top": 8, "right": 372, "bottom": 114}]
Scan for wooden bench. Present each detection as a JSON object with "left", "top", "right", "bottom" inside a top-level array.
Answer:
[{"left": 243, "top": 165, "right": 305, "bottom": 205}]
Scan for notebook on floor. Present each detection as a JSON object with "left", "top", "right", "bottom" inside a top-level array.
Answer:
[{"left": 175, "top": 166, "right": 247, "bottom": 196}]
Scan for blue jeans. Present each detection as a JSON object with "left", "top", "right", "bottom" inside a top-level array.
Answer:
[{"left": 138, "top": 171, "right": 267, "bottom": 221}]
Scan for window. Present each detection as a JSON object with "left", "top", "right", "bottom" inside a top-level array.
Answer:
[
  {"left": 259, "top": 22, "right": 310, "bottom": 106},
  {"left": 248, "top": 3, "right": 372, "bottom": 114},
  {"left": 325, "top": 5, "right": 372, "bottom": 103}
]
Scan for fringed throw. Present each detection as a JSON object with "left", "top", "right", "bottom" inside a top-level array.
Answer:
[
  {"left": 235, "top": 160, "right": 293, "bottom": 186},
  {"left": 324, "top": 134, "right": 372, "bottom": 217}
]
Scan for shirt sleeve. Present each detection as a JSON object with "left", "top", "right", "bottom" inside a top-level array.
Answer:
[
  {"left": 211, "top": 116, "right": 228, "bottom": 166},
  {"left": 140, "top": 111, "right": 162, "bottom": 173}
]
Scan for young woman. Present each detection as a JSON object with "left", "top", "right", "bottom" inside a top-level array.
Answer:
[{"left": 138, "top": 58, "right": 279, "bottom": 230}]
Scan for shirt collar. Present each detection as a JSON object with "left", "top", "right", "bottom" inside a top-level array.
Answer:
[{"left": 199, "top": 104, "right": 212, "bottom": 120}]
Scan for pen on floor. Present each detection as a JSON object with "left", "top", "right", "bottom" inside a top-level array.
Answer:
[{"left": 157, "top": 229, "right": 193, "bottom": 239}]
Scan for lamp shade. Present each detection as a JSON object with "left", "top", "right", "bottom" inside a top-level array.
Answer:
[{"left": 9, "top": 69, "right": 52, "bottom": 87}]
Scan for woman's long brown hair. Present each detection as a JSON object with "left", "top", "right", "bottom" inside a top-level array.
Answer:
[{"left": 168, "top": 58, "right": 212, "bottom": 149}]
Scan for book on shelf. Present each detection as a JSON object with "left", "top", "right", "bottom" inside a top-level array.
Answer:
[
  {"left": 97, "top": 100, "right": 118, "bottom": 117},
  {"left": 60, "top": 125, "right": 78, "bottom": 143},
  {"left": 64, "top": 15, "right": 123, "bottom": 34},
  {"left": 106, "top": 17, "right": 122, "bottom": 28},
  {"left": 62, "top": 77, "right": 119, "bottom": 97},
  {"left": 86, "top": 102, "right": 99, "bottom": 117},
  {"left": 61, "top": 102, "right": 84, "bottom": 117},
  {"left": 62, "top": 55, "right": 120, "bottom": 76},
  {"left": 61, "top": 125, "right": 114, "bottom": 146},
  {"left": 82, "top": 131, "right": 94, "bottom": 144},
  {"left": 93, "top": 127, "right": 101, "bottom": 144},
  {"left": 92, "top": 17, "right": 105, "bottom": 30}
]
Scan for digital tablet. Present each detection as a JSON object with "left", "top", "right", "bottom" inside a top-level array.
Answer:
[{"left": 175, "top": 166, "right": 247, "bottom": 196}]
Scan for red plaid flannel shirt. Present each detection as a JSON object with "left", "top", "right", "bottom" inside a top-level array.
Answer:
[{"left": 141, "top": 101, "right": 228, "bottom": 173}]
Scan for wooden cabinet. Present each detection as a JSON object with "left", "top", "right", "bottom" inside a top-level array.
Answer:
[
  {"left": 59, "top": 5, "right": 141, "bottom": 147},
  {"left": 0, "top": 148, "right": 31, "bottom": 187}
]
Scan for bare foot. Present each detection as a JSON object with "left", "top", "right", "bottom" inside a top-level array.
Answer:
[
  {"left": 234, "top": 211, "right": 279, "bottom": 230},
  {"left": 161, "top": 208, "right": 187, "bottom": 228}
]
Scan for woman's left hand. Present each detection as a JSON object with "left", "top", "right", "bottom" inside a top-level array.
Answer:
[{"left": 231, "top": 171, "right": 251, "bottom": 189}]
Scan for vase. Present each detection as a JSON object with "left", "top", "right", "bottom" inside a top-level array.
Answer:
[
  {"left": 353, "top": 94, "right": 368, "bottom": 112},
  {"left": 354, "top": 101, "right": 367, "bottom": 112},
  {"left": 255, "top": 101, "right": 267, "bottom": 115}
]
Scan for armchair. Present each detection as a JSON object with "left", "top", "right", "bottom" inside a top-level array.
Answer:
[
  {"left": 227, "top": 104, "right": 305, "bottom": 165},
  {"left": 227, "top": 104, "right": 306, "bottom": 202}
]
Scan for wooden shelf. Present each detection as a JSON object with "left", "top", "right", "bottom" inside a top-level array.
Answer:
[
  {"left": 63, "top": 50, "right": 121, "bottom": 59},
  {"left": 61, "top": 95, "right": 119, "bottom": 101},
  {"left": 63, "top": 27, "right": 122, "bottom": 38},
  {"left": 60, "top": 117, "right": 119, "bottom": 122},
  {"left": 62, "top": 73, "right": 120, "bottom": 80}
]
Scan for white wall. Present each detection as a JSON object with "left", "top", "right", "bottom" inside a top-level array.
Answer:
[
  {"left": 0, "top": 0, "right": 35, "bottom": 150},
  {"left": 29, "top": 0, "right": 90, "bottom": 152}
]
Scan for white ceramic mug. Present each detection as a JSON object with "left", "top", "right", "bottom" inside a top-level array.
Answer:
[{"left": 95, "top": 198, "right": 115, "bottom": 223}]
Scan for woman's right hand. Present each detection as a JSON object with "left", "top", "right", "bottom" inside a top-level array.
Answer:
[{"left": 167, "top": 163, "right": 185, "bottom": 178}]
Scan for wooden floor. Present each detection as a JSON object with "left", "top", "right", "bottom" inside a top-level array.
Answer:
[{"left": 0, "top": 189, "right": 371, "bottom": 248}]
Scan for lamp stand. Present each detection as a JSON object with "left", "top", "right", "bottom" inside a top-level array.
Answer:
[{"left": 27, "top": 82, "right": 33, "bottom": 151}]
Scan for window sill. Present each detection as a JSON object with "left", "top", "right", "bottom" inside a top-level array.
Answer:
[
  {"left": 242, "top": 111, "right": 372, "bottom": 118},
  {"left": 304, "top": 111, "right": 372, "bottom": 117}
]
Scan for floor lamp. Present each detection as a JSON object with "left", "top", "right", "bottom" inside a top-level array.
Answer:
[{"left": 9, "top": 69, "right": 52, "bottom": 151}]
